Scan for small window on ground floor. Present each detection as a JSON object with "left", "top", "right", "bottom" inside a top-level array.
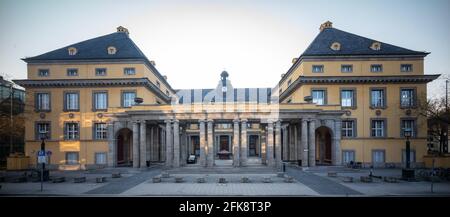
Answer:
[
  {"left": 342, "top": 150, "right": 355, "bottom": 164},
  {"left": 372, "top": 150, "right": 385, "bottom": 164},
  {"left": 66, "top": 152, "right": 79, "bottom": 165},
  {"left": 95, "top": 152, "right": 107, "bottom": 165}
]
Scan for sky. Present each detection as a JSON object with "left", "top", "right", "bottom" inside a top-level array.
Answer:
[{"left": 0, "top": 0, "right": 449, "bottom": 98}]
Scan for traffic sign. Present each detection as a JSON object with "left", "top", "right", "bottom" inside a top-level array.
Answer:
[
  {"left": 38, "top": 156, "right": 47, "bottom": 164},
  {"left": 38, "top": 150, "right": 45, "bottom": 157}
]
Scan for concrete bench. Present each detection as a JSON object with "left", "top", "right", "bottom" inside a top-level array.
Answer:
[
  {"left": 241, "top": 177, "right": 250, "bottom": 183},
  {"left": 112, "top": 172, "right": 121, "bottom": 178},
  {"left": 277, "top": 172, "right": 285, "bottom": 178},
  {"left": 284, "top": 176, "right": 294, "bottom": 183},
  {"left": 197, "top": 177, "right": 206, "bottom": 183},
  {"left": 263, "top": 177, "right": 272, "bottom": 183},
  {"left": 327, "top": 172, "right": 338, "bottom": 177},
  {"left": 161, "top": 172, "right": 170, "bottom": 178},
  {"left": 360, "top": 176, "right": 373, "bottom": 183},
  {"left": 96, "top": 177, "right": 107, "bottom": 183},
  {"left": 175, "top": 176, "right": 184, "bottom": 183},
  {"left": 383, "top": 176, "right": 399, "bottom": 183},
  {"left": 342, "top": 176, "right": 354, "bottom": 183},
  {"left": 74, "top": 177, "right": 86, "bottom": 183},
  {"left": 218, "top": 177, "right": 227, "bottom": 183},
  {"left": 52, "top": 177, "right": 65, "bottom": 183},
  {"left": 152, "top": 176, "right": 161, "bottom": 183}
]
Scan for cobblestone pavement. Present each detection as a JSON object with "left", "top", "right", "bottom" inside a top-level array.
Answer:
[{"left": 286, "top": 166, "right": 363, "bottom": 195}]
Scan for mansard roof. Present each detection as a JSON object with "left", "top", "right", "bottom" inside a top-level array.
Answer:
[
  {"left": 23, "top": 31, "right": 146, "bottom": 62},
  {"left": 301, "top": 26, "right": 429, "bottom": 57}
]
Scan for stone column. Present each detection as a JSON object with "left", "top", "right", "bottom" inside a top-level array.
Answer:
[
  {"left": 233, "top": 118, "right": 240, "bottom": 167},
  {"left": 173, "top": 120, "right": 180, "bottom": 167},
  {"left": 161, "top": 126, "right": 166, "bottom": 162},
  {"left": 107, "top": 122, "right": 115, "bottom": 167},
  {"left": 207, "top": 119, "right": 214, "bottom": 167},
  {"left": 139, "top": 121, "right": 147, "bottom": 168},
  {"left": 199, "top": 119, "right": 207, "bottom": 167},
  {"left": 165, "top": 119, "right": 173, "bottom": 167},
  {"left": 301, "top": 119, "right": 308, "bottom": 167},
  {"left": 240, "top": 119, "right": 248, "bottom": 166},
  {"left": 294, "top": 124, "right": 298, "bottom": 161},
  {"left": 281, "top": 124, "right": 288, "bottom": 161},
  {"left": 147, "top": 126, "right": 152, "bottom": 162},
  {"left": 267, "top": 120, "right": 275, "bottom": 167},
  {"left": 275, "top": 120, "right": 282, "bottom": 169},
  {"left": 308, "top": 120, "right": 316, "bottom": 167},
  {"left": 132, "top": 121, "right": 140, "bottom": 168},
  {"left": 181, "top": 127, "right": 187, "bottom": 166},
  {"left": 261, "top": 127, "right": 266, "bottom": 164},
  {"left": 333, "top": 119, "right": 342, "bottom": 165}
]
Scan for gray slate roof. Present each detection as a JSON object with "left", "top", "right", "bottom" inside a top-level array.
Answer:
[
  {"left": 301, "top": 27, "right": 429, "bottom": 57},
  {"left": 23, "top": 32, "right": 146, "bottom": 61}
]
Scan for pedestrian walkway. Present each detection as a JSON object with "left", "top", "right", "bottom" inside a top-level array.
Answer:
[
  {"left": 85, "top": 168, "right": 162, "bottom": 194},
  {"left": 286, "top": 167, "right": 362, "bottom": 195}
]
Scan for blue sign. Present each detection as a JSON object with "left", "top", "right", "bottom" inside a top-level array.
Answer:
[{"left": 38, "top": 150, "right": 45, "bottom": 157}]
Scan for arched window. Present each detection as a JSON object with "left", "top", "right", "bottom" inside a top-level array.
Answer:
[
  {"left": 68, "top": 47, "right": 77, "bottom": 55},
  {"left": 330, "top": 42, "right": 341, "bottom": 51},
  {"left": 107, "top": 46, "right": 117, "bottom": 55},
  {"left": 370, "top": 42, "right": 381, "bottom": 51}
]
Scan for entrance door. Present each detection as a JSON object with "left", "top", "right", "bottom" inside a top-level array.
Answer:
[
  {"left": 249, "top": 135, "right": 259, "bottom": 157},
  {"left": 190, "top": 136, "right": 200, "bottom": 156},
  {"left": 219, "top": 135, "right": 229, "bottom": 151},
  {"left": 116, "top": 128, "right": 132, "bottom": 166}
]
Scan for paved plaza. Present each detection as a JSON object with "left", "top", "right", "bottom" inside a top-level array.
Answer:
[{"left": 1, "top": 165, "right": 450, "bottom": 196}]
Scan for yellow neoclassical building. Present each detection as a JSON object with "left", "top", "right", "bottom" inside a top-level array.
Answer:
[{"left": 14, "top": 22, "right": 439, "bottom": 170}]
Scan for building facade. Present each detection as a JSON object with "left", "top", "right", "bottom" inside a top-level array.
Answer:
[{"left": 14, "top": 23, "right": 439, "bottom": 170}]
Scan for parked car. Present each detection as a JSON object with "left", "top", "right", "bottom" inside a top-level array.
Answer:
[{"left": 187, "top": 155, "right": 196, "bottom": 164}]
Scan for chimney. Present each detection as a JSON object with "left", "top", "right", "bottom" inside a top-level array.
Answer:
[
  {"left": 281, "top": 73, "right": 285, "bottom": 78},
  {"left": 116, "top": 26, "right": 129, "bottom": 35},
  {"left": 163, "top": 75, "right": 167, "bottom": 80},
  {"left": 150, "top": 60, "right": 156, "bottom": 66},
  {"left": 319, "top": 21, "right": 333, "bottom": 31},
  {"left": 292, "top": 58, "right": 298, "bottom": 64}
]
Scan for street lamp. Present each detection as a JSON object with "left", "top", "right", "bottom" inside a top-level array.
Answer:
[{"left": 402, "top": 128, "right": 415, "bottom": 181}]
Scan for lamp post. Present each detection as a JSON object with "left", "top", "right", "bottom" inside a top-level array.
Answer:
[{"left": 402, "top": 128, "right": 415, "bottom": 181}]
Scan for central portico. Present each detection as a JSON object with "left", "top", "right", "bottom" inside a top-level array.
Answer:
[{"left": 106, "top": 72, "right": 344, "bottom": 169}]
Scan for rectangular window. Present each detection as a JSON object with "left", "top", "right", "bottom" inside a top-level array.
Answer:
[
  {"left": 94, "top": 123, "right": 108, "bottom": 140},
  {"left": 312, "top": 90, "right": 326, "bottom": 105},
  {"left": 342, "top": 150, "right": 355, "bottom": 164},
  {"left": 371, "top": 88, "right": 385, "bottom": 108},
  {"left": 287, "top": 79, "right": 292, "bottom": 86},
  {"left": 67, "top": 68, "right": 78, "bottom": 76},
  {"left": 401, "top": 119, "right": 416, "bottom": 138},
  {"left": 342, "top": 120, "right": 355, "bottom": 138},
  {"left": 36, "top": 122, "right": 50, "bottom": 140},
  {"left": 64, "top": 122, "right": 79, "bottom": 140},
  {"left": 341, "top": 65, "right": 353, "bottom": 73},
  {"left": 95, "top": 68, "right": 107, "bottom": 76},
  {"left": 93, "top": 92, "right": 107, "bottom": 110},
  {"left": 372, "top": 150, "right": 385, "bottom": 164},
  {"left": 64, "top": 92, "right": 79, "bottom": 111},
  {"left": 122, "top": 91, "right": 136, "bottom": 107},
  {"left": 401, "top": 64, "right": 413, "bottom": 72},
  {"left": 95, "top": 152, "right": 107, "bottom": 165},
  {"left": 312, "top": 65, "right": 324, "bottom": 73},
  {"left": 400, "top": 88, "right": 415, "bottom": 108},
  {"left": 38, "top": 69, "right": 49, "bottom": 77},
  {"left": 341, "top": 89, "right": 355, "bottom": 107},
  {"left": 156, "top": 81, "right": 161, "bottom": 88},
  {"left": 370, "top": 64, "right": 383, "bottom": 72},
  {"left": 36, "top": 93, "right": 50, "bottom": 111},
  {"left": 124, "top": 67, "right": 136, "bottom": 75},
  {"left": 66, "top": 152, "right": 79, "bottom": 165},
  {"left": 371, "top": 120, "right": 385, "bottom": 137}
]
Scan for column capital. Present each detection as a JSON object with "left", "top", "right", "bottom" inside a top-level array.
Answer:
[
  {"left": 198, "top": 119, "right": 206, "bottom": 123},
  {"left": 164, "top": 119, "right": 172, "bottom": 124},
  {"left": 206, "top": 119, "right": 214, "bottom": 123},
  {"left": 240, "top": 118, "right": 248, "bottom": 123},
  {"left": 233, "top": 118, "right": 240, "bottom": 123},
  {"left": 132, "top": 120, "right": 139, "bottom": 124},
  {"left": 173, "top": 119, "right": 179, "bottom": 123}
]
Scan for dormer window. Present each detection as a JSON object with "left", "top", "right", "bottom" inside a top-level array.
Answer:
[
  {"left": 107, "top": 46, "right": 117, "bottom": 55},
  {"left": 330, "top": 42, "right": 341, "bottom": 51},
  {"left": 68, "top": 47, "right": 77, "bottom": 55},
  {"left": 370, "top": 42, "right": 381, "bottom": 51}
]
